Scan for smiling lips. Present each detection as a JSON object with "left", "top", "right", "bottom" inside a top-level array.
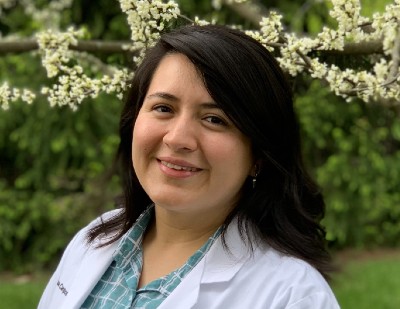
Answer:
[{"left": 160, "top": 160, "right": 201, "bottom": 172}]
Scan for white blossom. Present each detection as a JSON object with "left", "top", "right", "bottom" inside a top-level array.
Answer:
[
  {"left": 0, "top": 82, "right": 36, "bottom": 110},
  {"left": 194, "top": 16, "right": 211, "bottom": 26},
  {"left": 34, "top": 26, "right": 133, "bottom": 109},
  {"left": 4, "top": 0, "right": 400, "bottom": 110},
  {"left": 36, "top": 27, "right": 84, "bottom": 78},
  {"left": 119, "top": 0, "right": 180, "bottom": 65}
]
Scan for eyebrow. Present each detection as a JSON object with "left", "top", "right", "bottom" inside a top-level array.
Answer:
[
  {"left": 146, "top": 92, "right": 178, "bottom": 101},
  {"left": 145, "top": 92, "right": 220, "bottom": 109}
]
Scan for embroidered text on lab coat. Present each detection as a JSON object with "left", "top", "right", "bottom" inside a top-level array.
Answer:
[{"left": 57, "top": 280, "right": 68, "bottom": 296}]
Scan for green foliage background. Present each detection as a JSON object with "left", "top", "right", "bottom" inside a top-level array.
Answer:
[{"left": 0, "top": 0, "right": 399, "bottom": 273}]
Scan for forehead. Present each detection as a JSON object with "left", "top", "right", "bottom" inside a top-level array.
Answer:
[
  {"left": 152, "top": 53, "right": 202, "bottom": 82},
  {"left": 145, "top": 53, "right": 210, "bottom": 99}
]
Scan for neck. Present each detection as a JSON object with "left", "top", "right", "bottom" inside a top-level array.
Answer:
[{"left": 146, "top": 205, "right": 226, "bottom": 246}]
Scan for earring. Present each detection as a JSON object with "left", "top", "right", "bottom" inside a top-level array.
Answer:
[
  {"left": 252, "top": 176, "right": 257, "bottom": 189},
  {"left": 252, "top": 166, "right": 259, "bottom": 189}
]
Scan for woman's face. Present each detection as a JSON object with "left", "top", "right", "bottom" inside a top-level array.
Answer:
[{"left": 132, "top": 53, "right": 254, "bottom": 219}]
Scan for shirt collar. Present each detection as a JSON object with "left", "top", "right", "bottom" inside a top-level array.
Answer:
[{"left": 113, "top": 205, "right": 154, "bottom": 263}]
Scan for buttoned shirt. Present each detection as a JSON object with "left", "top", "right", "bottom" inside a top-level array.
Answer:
[{"left": 81, "top": 206, "right": 222, "bottom": 309}]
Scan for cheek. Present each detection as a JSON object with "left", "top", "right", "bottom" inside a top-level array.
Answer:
[
  {"left": 207, "top": 136, "right": 253, "bottom": 174},
  {"left": 132, "top": 115, "right": 164, "bottom": 166},
  {"left": 132, "top": 118, "right": 152, "bottom": 160}
]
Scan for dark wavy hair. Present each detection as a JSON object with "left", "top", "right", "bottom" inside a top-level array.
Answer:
[{"left": 88, "top": 24, "right": 333, "bottom": 278}]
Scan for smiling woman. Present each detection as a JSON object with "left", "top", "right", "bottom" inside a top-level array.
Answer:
[
  {"left": 38, "top": 25, "right": 340, "bottom": 309},
  {"left": 132, "top": 53, "right": 253, "bottom": 228}
]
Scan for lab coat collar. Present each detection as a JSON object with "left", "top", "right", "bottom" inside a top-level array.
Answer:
[
  {"left": 60, "top": 215, "right": 254, "bottom": 309},
  {"left": 158, "top": 219, "right": 256, "bottom": 309},
  {"left": 201, "top": 218, "right": 254, "bottom": 284},
  {"left": 61, "top": 235, "right": 119, "bottom": 309}
]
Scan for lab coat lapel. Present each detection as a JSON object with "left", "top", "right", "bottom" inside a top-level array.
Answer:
[
  {"left": 200, "top": 220, "right": 250, "bottom": 284},
  {"left": 61, "top": 240, "right": 118, "bottom": 309},
  {"left": 158, "top": 220, "right": 250, "bottom": 308},
  {"left": 158, "top": 257, "right": 205, "bottom": 309}
]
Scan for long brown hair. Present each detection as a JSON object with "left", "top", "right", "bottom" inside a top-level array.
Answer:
[{"left": 88, "top": 24, "right": 333, "bottom": 279}]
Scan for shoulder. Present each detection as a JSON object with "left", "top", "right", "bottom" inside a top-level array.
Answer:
[
  {"left": 223, "top": 220, "right": 333, "bottom": 292},
  {"left": 209, "top": 221, "right": 340, "bottom": 308},
  {"left": 38, "top": 209, "right": 123, "bottom": 308},
  {"left": 240, "top": 246, "right": 339, "bottom": 308},
  {"left": 257, "top": 248, "right": 329, "bottom": 286},
  {"left": 86, "top": 208, "right": 124, "bottom": 231}
]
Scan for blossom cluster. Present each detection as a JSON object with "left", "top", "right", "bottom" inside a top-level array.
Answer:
[
  {"left": 40, "top": 67, "right": 132, "bottom": 110},
  {"left": 3, "top": 0, "right": 400, "bottom": 111},
  {"left": 246, "top": 12, "right": 283, "bottom": 52},
  {"left": 119, "top": 0, "right": 180, "bottom": 64},
  {"left": 37, "top": 28, "right": 132, "bottom": 110},
  {"left": 0, "top": 82, "right": 35, "bottom": 110},
  {"left": 241, "top": 0, "right": 400, "bottom": 103},
  {"left": 37, "top": 27, "right": 84, "bottom": 78}
]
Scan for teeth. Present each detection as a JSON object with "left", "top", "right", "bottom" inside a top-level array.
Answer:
[{"left": 161, "top": 161, "right": 198, "bottom": 172}]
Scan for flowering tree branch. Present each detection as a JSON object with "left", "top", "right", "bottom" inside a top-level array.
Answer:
[
  {"left": 387, "top": 24, "right": 400, "bottom": 83},
  {"left": 2, "top": 0, "right": 400, "bottom": 110},
  {"left": 0, "top": 39, "right": 134, "bottom": 54},
  {"left": 0, "top": 37, "right": 385, "bottom": 55}
]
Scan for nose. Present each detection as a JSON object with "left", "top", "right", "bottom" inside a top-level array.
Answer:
[{"left": 163, "top": 115, "right": 198, "bottom": 152}]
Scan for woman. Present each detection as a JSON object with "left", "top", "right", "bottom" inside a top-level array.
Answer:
[{"left": 38, "top": 24, "right": 340, "bottom": 308}]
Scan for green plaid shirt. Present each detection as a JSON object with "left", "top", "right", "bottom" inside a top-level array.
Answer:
[{"left": 81, "top": 206, "right": 221, "bottom": 309}]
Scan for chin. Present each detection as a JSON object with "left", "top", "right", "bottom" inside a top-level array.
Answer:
[{"left": 152, "top": 197, "right": 191, "bottom": 211}]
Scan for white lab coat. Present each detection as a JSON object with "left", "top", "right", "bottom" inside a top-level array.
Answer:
[{"left": 38, "top": 209, "right": 340, "bottom": 309}]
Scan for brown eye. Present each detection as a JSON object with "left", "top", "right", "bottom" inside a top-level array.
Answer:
[
  {"left": 204, "top": 116, "right": 227, "bottom": 126},
  {"left": 154, "top": 105, "right": 172, "bottom": 113}
]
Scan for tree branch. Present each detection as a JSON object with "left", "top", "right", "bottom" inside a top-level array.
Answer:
[
  {"left": 0, "top": 38, "right": 385, "bottom": 56},
  {"left": 0, "top": 39, "right": 133, "bottom": 54},
  {"left": 386, "top": 26, "right": 400, "bottom": 83},
  {"left": 324, "top": 40, "right": 383, "bottom": 55}
]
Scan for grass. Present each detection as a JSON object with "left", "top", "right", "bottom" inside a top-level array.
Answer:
[
  {"left": 0, "top": 250, "right": 399, "bottom": 309},
  {"left": 332, "top": 249, "right": 400, "bottom": 309},
  {"left": 0, "top": 273, "right": 49, "bottom": 309}
]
